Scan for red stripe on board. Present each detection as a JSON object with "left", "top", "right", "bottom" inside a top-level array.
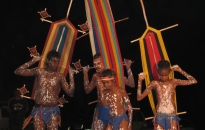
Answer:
[{"left": 145, "top": 32, "right": 162, "bottom": 80}]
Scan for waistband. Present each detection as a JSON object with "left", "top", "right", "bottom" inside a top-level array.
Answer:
[{"left": 35, "top": 104, "right": 58, "bottom": 108}]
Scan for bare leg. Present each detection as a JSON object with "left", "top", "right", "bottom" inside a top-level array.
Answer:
[
  {"left": 170, "top": 120, "right": 178, "bottom": 130},
  {"left": 118, "top": 119, "right": 129, "bottom": 130},
  {"left": 91, "top": 107, "right": 106, "bottom": 130},
  {"left": 47, "top": 113, "right": 59, "bottom": 130},
  {"left": 106, "top": 123, "right": 112, "bottom": 130},
  {"left": 155, "top": 121, "right": 179, "bottom": 130},
  {"left": 155, "top": 123, "right": 164, "bottom": 130},
  {"left": 33, "top": 114, "right": 46, "bottom": 130}
]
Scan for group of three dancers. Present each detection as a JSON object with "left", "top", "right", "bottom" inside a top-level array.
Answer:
[{"left": 14, "top": 50, "right": 197, "bottom": 130}]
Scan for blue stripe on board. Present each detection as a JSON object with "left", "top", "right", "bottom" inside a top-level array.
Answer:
[
  {"left": 57, "top": 25, "right": 69, "bottom": 53},
  {"left": 52, "top": 24, "right": 69, "bottom": 54}
]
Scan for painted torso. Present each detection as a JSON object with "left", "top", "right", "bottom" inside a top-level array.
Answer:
[
  {"left": 105, "top": 88, "right": 127, "bottom": 116},
  {"left": 34, "top": 68, "right": 62, "bottom": 106},
  {"left": 153, "top": 80, "right": 176, "bottom": 114}
]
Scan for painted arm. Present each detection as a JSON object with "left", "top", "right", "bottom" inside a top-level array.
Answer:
[
  {"left": 83, "top": 65, "right": 96, "bottom": 94},
  {"left": 172, "top": 65, "right": 197, "bottom": 85},
  {"left": 14, "top": 56, "right": 41, "bottom": 76},
  {"left": 124, "top": 58, "right": 135, "bottom": 88},
  {"left": 61, "top": 66, "right": 75, "bottom": 97},
  {"left": 137, "top": 73, "right": 154, "bottom": 101},
  {"left": 121, "top": 89, "right": 133, "bottom": 129}
]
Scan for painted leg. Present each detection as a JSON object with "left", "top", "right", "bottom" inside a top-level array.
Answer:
[
  {"left": 33, "top": 114, "right": 46, "bottom": 130},
  {"left": 91, "top": 107, "right": 106, "bottom": 130},
  {"left": 155, "top": 123, "right": 164, "bottom": 130},
  {"left": 170, "top": 120, "right": 178, "bottom": 130},
  {"left": 119, "top": 119, "right": 129, "bottom": 130},
  {"left": 47, "top": 113, "right": 59, "bottom": 130},
  {"left": 106, "top": 123, "right": 112, "bottom": 130}
]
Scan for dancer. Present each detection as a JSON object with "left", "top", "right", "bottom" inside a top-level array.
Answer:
[
  {"left": 83, "top": 53, "right": 135, "bottom": 130},
  {"left": 100, "top": 69, "right": 132, "bottom": 130},
  {"left": 137, "top": 60, "right": 197, "bottom": 130},
  {"left": 14, "top": 50, "right": 75, "bottom": 130}
]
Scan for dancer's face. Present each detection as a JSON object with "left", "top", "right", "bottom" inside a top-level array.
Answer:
[
  {"left": 47, "top": 57, "right": 60, "bottom": 72},
  {"left": 102, "top": 80, "right": 115, "bottom": 89},
  {"left": 93, "top": 57, "right": 104, "bottom": 73},
  {"left": 158, "top": 68, "right": 170, "bottom": 82}
]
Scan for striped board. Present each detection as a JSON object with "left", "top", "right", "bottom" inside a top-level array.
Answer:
[
  {"left": 139, "top": 26, "right": 176, "bottom": 115},
  {"left": 38, "top": 18, "right": 78, "bottom": 76},
  {"left": 85, "top": 0, "right": 125, "bottom": 88},
  {"left": 31, "top": 18, "right": 78, "bottom": 100}
]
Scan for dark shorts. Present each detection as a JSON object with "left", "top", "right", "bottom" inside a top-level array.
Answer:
[
  {"left": 109, "top": 113, "right": 129, "bottom": 130},
  {"left": 97, "top": 105, "right": 109, "bottom": 125},
  {"left": 153, "top": 113, "right": 181, "bottom": 130},
  {"left": 31, "top": 106, "right": 60, "bottom": 124}
]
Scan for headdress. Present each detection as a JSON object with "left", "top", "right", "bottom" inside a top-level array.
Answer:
[{"left": 101, "top": 76, "right": 115, "bottom": 81}]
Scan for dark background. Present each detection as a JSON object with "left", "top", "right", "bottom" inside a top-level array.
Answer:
[{"left": 0, "top": 0, "right": 205, "bottom": 129}]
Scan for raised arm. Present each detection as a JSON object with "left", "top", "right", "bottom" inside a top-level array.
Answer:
[
  {"left": 172, "top": 65, "right": 197, "bottom": 86},
  {"left": 61, "top": 66, "right": 75, "bottom": 97},
  {"left": 124, "top": 58, "right": 135, "bottom": 88},
  {"left": 83, "top": 66, "right": 97, "bottom": 94},
  {"left": 137, "top": 73, "right": 154, "bottom": 101},
  {"left": 14, "top": 56, "right": 41, "bottom": 76},
  {"left": 121, "top": 89, "right": 133, "bottom": 129}
]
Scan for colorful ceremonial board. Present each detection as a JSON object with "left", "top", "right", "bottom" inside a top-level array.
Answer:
[
  {"left": 85, "top": 0, "right": 125, "bottom": 88},
  {"left": 131, "top": 0, "right": 178, "bottom": 115},
  {"left": 32, "top": 18, "right": 77, "bottom": 99},
  {"left": 38, "top": 18, "right": 77, "bottom": 76},
  {"left": 139, "top": 26, "right": 175, "bottom": 115}
]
